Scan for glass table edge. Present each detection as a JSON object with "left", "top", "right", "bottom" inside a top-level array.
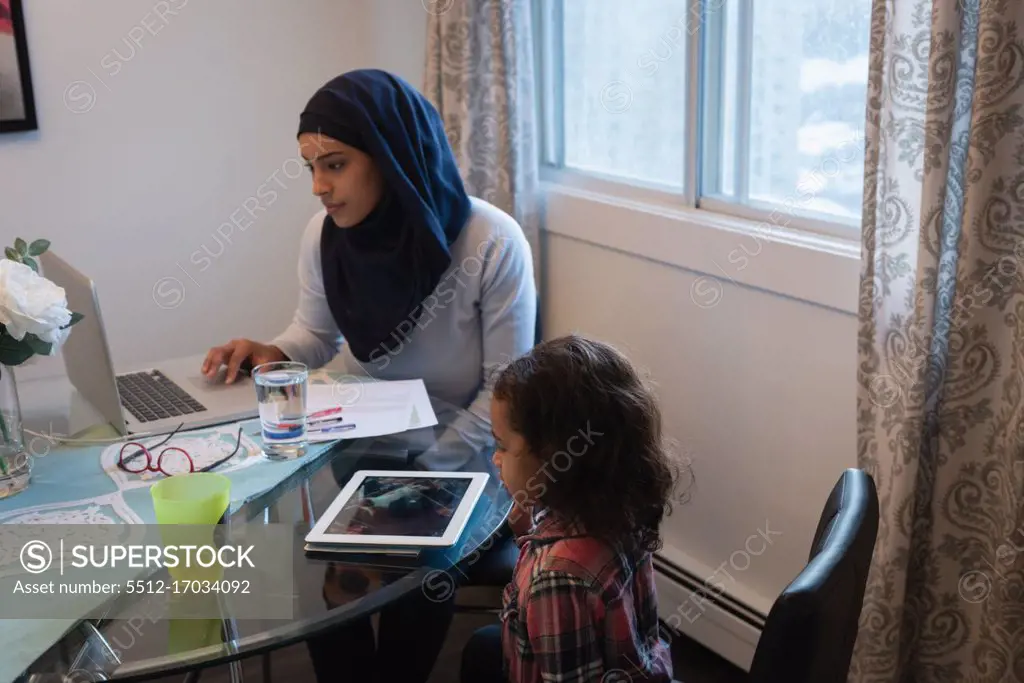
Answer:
[{"left": 17, "top": 438, "right": 512, "bottom": 681}]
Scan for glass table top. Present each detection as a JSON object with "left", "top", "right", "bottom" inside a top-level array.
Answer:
[{"left": 10, "top": 386, "right": 509, "bottom": 683}]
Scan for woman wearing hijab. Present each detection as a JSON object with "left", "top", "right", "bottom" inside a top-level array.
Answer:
[
  {"left": 202, "top": 69, "right": 537, "bottom": 682},
  {"left": 202, "top": 68, "right": 537, "bottom": 453}
]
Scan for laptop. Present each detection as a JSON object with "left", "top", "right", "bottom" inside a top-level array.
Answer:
[{"left": 40, "top": 251, "right": 260, "bottom": 437}]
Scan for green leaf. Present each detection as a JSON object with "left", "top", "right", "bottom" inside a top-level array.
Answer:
[
  {"left": 28, "top": 239, "right": 50, "bottom": 256},
  {"left": 4, "top": 247, "right": 20, "bottom": 262},
  {"left": 65, "top": 312, "right": 85, "bottom": 327},
  {"left": 14, "top": 238, "right": 27, "bottom": 256},
  {"left": 0, "top": 332, "right": 35, "bottom": 366},
  {"left": 21, "top": 256, "right": 38, "bottom": 273},
  {"left": 24, "top": 333, "right": 51, "bottom": 356}
]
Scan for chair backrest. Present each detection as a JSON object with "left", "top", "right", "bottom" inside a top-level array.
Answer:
[
  {"left": 747, "top": 468, "right": 879, "bottom": 683},
  {"left": 534, "top": 292, "right": 542, "bottom": 346}
]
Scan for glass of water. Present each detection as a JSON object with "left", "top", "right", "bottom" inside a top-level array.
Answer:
[{"left": 252, "top": 361, "right": 309, "bottom": 459}]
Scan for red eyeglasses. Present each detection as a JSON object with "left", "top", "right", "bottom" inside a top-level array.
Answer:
[{"left": 117, "top": 424, "right": 245, "bottom": 477}]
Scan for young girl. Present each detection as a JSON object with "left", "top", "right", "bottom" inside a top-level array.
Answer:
[{"left": 461, "top": 334, "right": 678, "bottom": 683}]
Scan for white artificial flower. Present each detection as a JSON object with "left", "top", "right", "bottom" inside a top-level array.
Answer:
[{"left": 0, "top": 259, "right": 73, "bottom": 352}]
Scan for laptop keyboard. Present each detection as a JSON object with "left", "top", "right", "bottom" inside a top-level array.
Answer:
[{"left": 116, "top": 370, "right": 207, "bottom": 423}]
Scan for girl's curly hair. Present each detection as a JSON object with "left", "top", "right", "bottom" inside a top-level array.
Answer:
[{"left": 493, "top": 334, "right": 684, "bottom": 555}]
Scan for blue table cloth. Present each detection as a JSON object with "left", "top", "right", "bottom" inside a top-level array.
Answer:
[{"left": 0, "top": 415, "right": 340, "bottom": 683}]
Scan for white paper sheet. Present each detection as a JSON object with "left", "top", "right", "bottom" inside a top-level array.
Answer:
[
  {"left": 305, "top": 379, "right": 438, "bottom": 443},
  {"left": 402, "top": 380, "right": 439, "bottom": 429}
]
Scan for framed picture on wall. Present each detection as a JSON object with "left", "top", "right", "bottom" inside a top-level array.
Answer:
[{"left": 0, "top": 0, "right": 37, "bottom": 133}]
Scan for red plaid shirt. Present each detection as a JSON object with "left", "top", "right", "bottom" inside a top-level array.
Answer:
[{"left": 500, "top": 507, "right": 673, "bottom": 683}]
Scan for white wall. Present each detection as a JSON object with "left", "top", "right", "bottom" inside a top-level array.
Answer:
[
  {"left": 541, "top": 196, "right": 859, "bottom": 614},
  {"left": 364, "top": 0, "right": 428, "bottom": 86},
  {"left": 3, "top": 0, "right": 372, "bottom": 377}
]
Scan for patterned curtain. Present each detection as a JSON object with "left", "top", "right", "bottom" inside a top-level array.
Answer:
[
  {"left": 853, "top": 0, "right": 1024, "bottom": 681},
  {"left": 423, "top": 0, "right": 541, "bottom": 277}
]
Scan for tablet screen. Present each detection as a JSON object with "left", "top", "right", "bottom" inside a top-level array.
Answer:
[{"left": 323, "top": 475, "right": 474, "bottom": 538}]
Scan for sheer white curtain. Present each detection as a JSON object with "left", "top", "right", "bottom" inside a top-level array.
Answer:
[
  {"left": 423, "top": 0, "right": 541, "bottom": 283},
  {"left": 853, "top": 0, "right": 1024, "bottom": 680}
]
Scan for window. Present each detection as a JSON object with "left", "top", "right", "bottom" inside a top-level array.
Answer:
[
  {"left": 539, "top": 0, "right": 873, "bottom": 230},
  {"left": 559, "top": 0, "right": 689, "bottom": 190}
]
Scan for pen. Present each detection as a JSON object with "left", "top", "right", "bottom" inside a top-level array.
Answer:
[
  {"left": 276, "top": 414, "right": 344, "bottom": 429},
  {"left": 312, "top": 423, "right": 357, "bottom": 434},
  {"left": 308, "top": 415, "right": 345, "bottom": 427},
  {"left": 308, "top": 407, "right": 343, "bottom": 419}
]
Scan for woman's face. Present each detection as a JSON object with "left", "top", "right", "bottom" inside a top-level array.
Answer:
[{"left": 299, "top": 133, "right": 385, "bottom": 228}]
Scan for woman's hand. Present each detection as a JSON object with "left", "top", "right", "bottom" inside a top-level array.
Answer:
[{"left": 201, "top": 339, "right": 287, "bottom": 383}]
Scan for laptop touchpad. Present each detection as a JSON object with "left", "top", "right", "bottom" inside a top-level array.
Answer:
[{"left": 187, "top": 368, "right": 250, "bottom": 390}]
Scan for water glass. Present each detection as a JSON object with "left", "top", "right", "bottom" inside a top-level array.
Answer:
[{"left": 252, "top": 361, "right": 309, "bottom": 459}]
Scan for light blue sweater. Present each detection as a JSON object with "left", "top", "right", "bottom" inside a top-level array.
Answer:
[{"left": 270, "top": 197, "right": 537, "bottom": 467}]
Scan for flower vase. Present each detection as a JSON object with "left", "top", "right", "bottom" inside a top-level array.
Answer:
[{"left": 0, "top": 364, "right": 32, "bottom": 499}]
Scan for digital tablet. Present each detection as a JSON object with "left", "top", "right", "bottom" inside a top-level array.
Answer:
[{"left": 304, "top": 470, "right": 490, "bottom": 548}]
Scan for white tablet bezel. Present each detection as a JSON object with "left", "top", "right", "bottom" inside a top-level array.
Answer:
[{"left": 304, "top": 470, "right": 490, "bottom": 547}]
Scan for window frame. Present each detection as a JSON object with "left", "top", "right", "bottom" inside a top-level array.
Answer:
[{"left": 534, "top": 0, "right": 865, "bottom": 243}]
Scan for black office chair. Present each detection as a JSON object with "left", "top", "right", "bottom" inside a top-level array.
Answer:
[{"left": 744, "top": 467, "right": 880, "bottom": 683}]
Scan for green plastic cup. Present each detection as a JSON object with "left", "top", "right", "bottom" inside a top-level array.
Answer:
[
  {"left": 151, "top": 473, "right": 231, "bottom": 583},
  {"left": 168, "top": 617, "right": 223, "bottom": 654},
  {"left": 151, "top": 472, "right": 231, "bottom": 525}
]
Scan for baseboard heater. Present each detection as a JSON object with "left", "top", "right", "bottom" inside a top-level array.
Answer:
[{"left": 653, "top": 554, "right": 768, "bottom": 672}]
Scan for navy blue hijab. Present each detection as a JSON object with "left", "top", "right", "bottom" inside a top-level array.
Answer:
[{"left": 297, "top": 69, "right": 471, "bottom": 363}]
